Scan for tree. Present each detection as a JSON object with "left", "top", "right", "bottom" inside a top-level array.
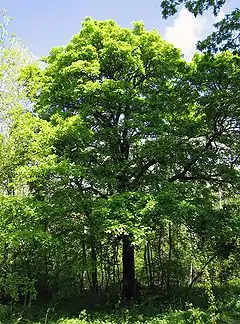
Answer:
[
  {"left": 160, "top": 0, "right": 240, "bottom": 53},
  {"left": 0, "top": 9, "right": 34, "bottom": 198},
  {"left": 0, "top": 9, "right": 32, "bottom": 136},
  {"left": 21, "top": 17, "right": 186, "bottom": 299},
  {"left": 20, "top": 18, "right": 239, "bottom": 301}
]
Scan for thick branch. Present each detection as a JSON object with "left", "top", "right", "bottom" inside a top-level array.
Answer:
[
  {"left": 188, "top": 253, "right": 218, "bottom": 289},
  {"left": 129, "top": 160, "right": 156, "bottom": 189},
  {"left": 168, "top": 129, "right": 225, "bottom": 183}
]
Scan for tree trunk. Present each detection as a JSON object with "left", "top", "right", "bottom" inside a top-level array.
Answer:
[
  {"left": 122, "top": 235, "right": 136, "bottom": 300},
  {"left": 147, "top": 242, "right": 154, "bottom": 287},
  {"left": 82, "top": 238, "right": 91, "bottom": 289},
  {"left": 90, "top": 239, "right": 98, "bottom": 293},
  {"left": 167, "top": 223, "right": 173, "bottom": 290}
]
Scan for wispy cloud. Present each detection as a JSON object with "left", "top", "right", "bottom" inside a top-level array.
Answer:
[{"left": 164, "top": 8, "right": 225, "bottom": 60}]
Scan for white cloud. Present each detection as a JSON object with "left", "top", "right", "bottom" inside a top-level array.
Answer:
[{"left": 164, "top": 8, "right": 225, "bottom": 61}]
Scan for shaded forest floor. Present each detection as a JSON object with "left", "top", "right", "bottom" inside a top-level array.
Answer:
[{"left": 0, "top": 282, "right": 239, "bottom": 323}]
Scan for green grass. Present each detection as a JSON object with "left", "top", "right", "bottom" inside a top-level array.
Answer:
[
  {"left": 0, "top": 307, "right": 216, "bottom": 324},
  {"left": 0, "top": 305, "right": 238, "bottom": 324},
  {"left": 0, "top": 282, "right": 239, "bottom": 324}
]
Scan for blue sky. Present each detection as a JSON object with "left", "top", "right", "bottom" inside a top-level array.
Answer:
[{"left": 1, "top": 0, "right": 238, "bottom": 60}]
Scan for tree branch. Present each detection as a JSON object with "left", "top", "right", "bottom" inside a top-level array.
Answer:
[
  {"left": 129, "top": 159, "right": 156, "bottom": 189},
  {"left": 188, "top": 253, "right": 218, "bottom": 289}
]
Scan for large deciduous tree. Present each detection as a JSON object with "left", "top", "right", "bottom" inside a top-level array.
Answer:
[
  {"left": 21, "top": 17, "right": 186, "bottom": 299},
  {"left": 20, "top": 18, "right": 239, "bottom": 300}
]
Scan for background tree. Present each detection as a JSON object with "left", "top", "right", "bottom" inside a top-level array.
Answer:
[
  {"left": 0, "top": 9, "right": 32, "bottom": 136},
  {"left": 0, "top": 9, "right": 33, "bottom": 198},
  {"left": 160, "top": 0, "right": 240, "bottom": 53}
]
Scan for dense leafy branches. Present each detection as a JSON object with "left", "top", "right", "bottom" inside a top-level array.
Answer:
[
  {"left": 161, "top": 0, "right": 226, "bottom": 17},
  {"left": 160, "top": 1, "right": 240, "bottom": 53},
  {"left": 18, "top": 18, "right": 239, "bottom": 300},
  {"left": 0, "top": 10, "right": 32, "bottom": 135},
  {"left": 0, "top": 16, "right": 239, "bottom": 306},
  {"left": 198, "top": 8, "right": 240, "bottom": 53}
]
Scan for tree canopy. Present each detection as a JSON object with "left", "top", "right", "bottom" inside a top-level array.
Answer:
[
  {"left": 0, "top": 15, "right": 239, "bottom": 322},
  {"left": 19, "top": 17, "right": 240, "bottom": 299}
]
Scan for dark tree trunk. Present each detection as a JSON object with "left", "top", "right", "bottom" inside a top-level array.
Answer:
[
  {"left": 122, "top": 235, "right": 136, "bottom": 300},
  {"left": 90, "top": 239, "right": 98, "bottom": 293}
]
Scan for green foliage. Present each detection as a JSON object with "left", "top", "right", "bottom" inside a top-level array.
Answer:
[
  {"left": 0, "top": 305, "right": 233, "bottom": 324},
  {"left": 160, "top": 0, "right": 240, "bottom": 53},
  {"left": 0, "top": 14, "right": 239, "bottom": 321},
  {"left": 0, "top": 10, "right": 33, "bottom": 135},
  {"left": 161, "top": 0, "right": 225, "bottom": 17},
  {"left": 197, "top": 9, "right": 240, "bottom": 53}
]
